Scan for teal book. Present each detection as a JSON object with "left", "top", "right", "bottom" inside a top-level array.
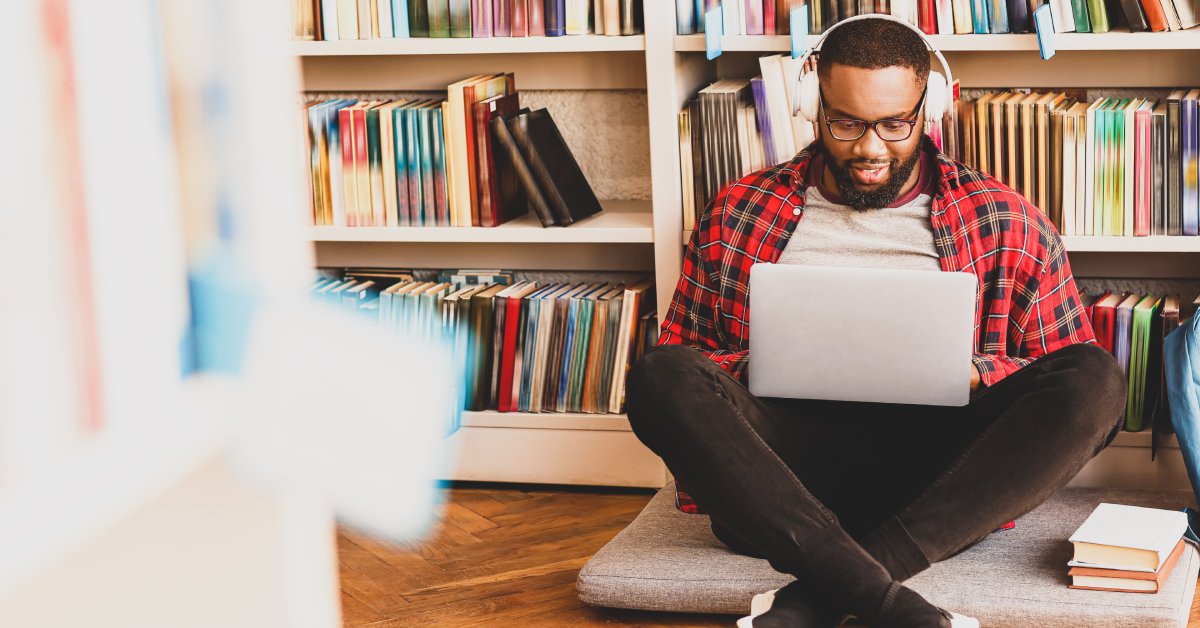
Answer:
[
  {"left": 366, "top": 106, "right": 384, "bottom": 227},
  {"left": 417, "top": 104, "right": 436, "bottom": 227},
  {"left": 392, "top": 105, "right": 410, "bottom": 227},
  {"left": 556, "top": 290, "right": 581, "bottom": 412},
  {"left": 428, "top": 0, "right": 451, "bottom": 36},
  {"left": 404, "top": 102, "right": 425, "bottom": 226},
  {"left": 449, "top": 0, "right": 472, "bottom": 35},
  {"left": 430, "top": 103, "right": 449, "bottom": 227},
  {"left": 1071, "top": 0, "right": 1091, "bottom": 31},
  {"left": 568, "top": 284, "right": 607, "bottom": 413}
]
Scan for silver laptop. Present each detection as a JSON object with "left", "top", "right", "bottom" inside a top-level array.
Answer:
[{"left": 747, "top": 264, "right": 977, "bottom": 406}]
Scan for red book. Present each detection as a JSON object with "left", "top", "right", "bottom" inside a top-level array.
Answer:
[
  {"left": 763, "top": 0, "right": 775, "bottom": 34},
  {"left": 493, "top": 0, "right": 511, "bottom": 35},
  {"left": 510, "top": 0, "right": 528, "bottom": 36},
  {"left": 497, "top": 283, "right": 536, "bottom": 412},
  {"left": 352, "top": 105, "right": 371, "bottom": 228},
  {"left": 473, "top": 93, "right": 522, "bottom": 227},
  {"left": 1091, "top": 292, "right": 1124, "bottom": 354},
  {"left": 528, "top": 0, "right": 545, "bottom": 34},
  {"left": 919, "top": 0, "right": 938, "bottom": 33},
  {"left": 1139, "top": 0, "right": 1170, "bottom": 30},
  {"left": 339, "top": 106, "right": 357, "bottom": 226}
]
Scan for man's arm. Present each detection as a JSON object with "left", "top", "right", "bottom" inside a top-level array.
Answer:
[
  {"left": 971, "top": 225, "right": 1096, "bottom": 388},
  {"left": 657, "top": 198, "right": 750, "bottom": 384}
]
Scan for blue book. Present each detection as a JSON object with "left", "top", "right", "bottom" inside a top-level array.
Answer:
[
  {"left": 973, "top": 0, "right": 991, "bottom": 32},
  {"left": 557, "top": 291, "right": 581, "bottom": 411},
  {"left": 544, "top": 0, "right": 566, "bottom": 35},
  {"left": 1183, "top": 90, "right": 1199, "bottom": 236},
  {"left": 391, "top": 0, "right": 410, "bottom": 36},
  {"left": 518, "top": 284, "right": 555, "bottom": 411}
]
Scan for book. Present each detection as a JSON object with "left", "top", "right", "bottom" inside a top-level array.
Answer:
[
  {"left": 506, "top": 108, "right": 603, "bottom": 226},
  {"left": 1114, "top": 292, "right": 1142, "bottom": 375},
  {"left": 1069, "top": 503, "right": 1188, "bottom": 572},
  {"left": 1069, "top": 539, "right": 1187, "bottom": 593},
  {"left": 608, "top": 279, "right": 654, "bottom": 413},
  {"left": 1091, "top": 292, "right": 1124, "bottom": 353},
  {"left": 491, "top": 108, "right": 554, "bottom": 227},
  {"left": 1167, "top": 90, "right": 1185, "bottom": 235},
  {"left": 473, "top": 93, "right": 523, "bottom": 227},
  {"left": 1183, "top": 89, "right": 1200, "bottom": 235},
  {"left": 1126, "top": 295, "right": 1162, "bottom": 431}
]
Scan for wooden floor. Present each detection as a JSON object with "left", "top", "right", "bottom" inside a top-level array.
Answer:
[{"left": 338, "top": 483, "right": 1200, "bottom": 627}]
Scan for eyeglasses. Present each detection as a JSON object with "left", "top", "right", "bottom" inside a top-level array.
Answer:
[{"left": 819, "top": 90, "right": 926, "bottom": 142}]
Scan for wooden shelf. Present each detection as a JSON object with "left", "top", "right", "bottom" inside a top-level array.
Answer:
[
  {"left": 674, "top": 30, "right": 1200, "bottom": 53},
  {"left": 1110, "top": 429, "right": 1179, "bottom": 449},
  {"left": 307, "top": 200, "right": 653, "bottom": 243},
  {"left": 291, "top": 35, "right": 646, "bottom": 56},
  {"left": 460, "top": 411, "right": 632, "bottom": 432},
  {"left": 1062, "top": 236, "right": 1200, "bottom": 252}
]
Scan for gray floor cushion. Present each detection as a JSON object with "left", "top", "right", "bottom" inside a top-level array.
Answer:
[{"left": 577, "top": 485, "right": 1200, "bottom": 627}]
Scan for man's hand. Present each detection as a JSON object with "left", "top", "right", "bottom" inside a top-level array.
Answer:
[{"left": 970, "top": 362, "right": 981, "bottom": 392}]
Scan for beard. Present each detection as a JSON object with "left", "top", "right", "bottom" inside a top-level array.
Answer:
[{"left": 826, "top": 148, "right": 922, "bottom": 212}]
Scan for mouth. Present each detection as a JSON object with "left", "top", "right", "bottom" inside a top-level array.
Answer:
[{"left": 850, "top": 163, "right": 890, "bottom": 186}]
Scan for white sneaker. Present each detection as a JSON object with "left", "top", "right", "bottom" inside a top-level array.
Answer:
[{"left": 735, "top": 588, "right": 778, "bottom": 628}]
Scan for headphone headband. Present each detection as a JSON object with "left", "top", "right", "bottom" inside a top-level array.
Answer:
[{"left": 790, "top": 14, "right": 955, "bottom": 117}]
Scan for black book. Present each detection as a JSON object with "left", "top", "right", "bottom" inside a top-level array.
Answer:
[
  {"left": 1168, "top": 90, "right": 1184, "bottom": 236},
  {"left": 407, "top": 0, "right": 430, "bottom": 36},
  {"left": 491, "top": 108, "right": 556, "bottom": 227},
  {"left": 506, "top": 109, "right": 603, "bottom": 227},
  {"left": 1007, "top": 0, "right": 1030, "bottom": 32},
  {"left": 1114, "top": 0, "right": 1150, "bottom": 29}
]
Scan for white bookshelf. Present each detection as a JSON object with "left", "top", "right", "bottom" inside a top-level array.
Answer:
[
  {"left": 307, "top": 200, "right": 652, "bottom": 243},
  {"left": 296, "top": 4, "right": 1200, "bottom": 488},
  {"left": 291, "top": 34, "right": 646, "bottom": 56}
]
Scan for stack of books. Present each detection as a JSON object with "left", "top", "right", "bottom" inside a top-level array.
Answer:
[
  {"left": 313, "top": 271, "right": 657, "bottom": 415},
  {"left": 305, "top": 73, "right": 602, "bottom": 228},
  {"left": 293, "top": 0, "right": 644, "bottom": 40},
  {"left": 1068, "top": 503, "right": 1189, "bottom": 593},
  {"left": 675, "top": 0, "right": 1199, "bottom": 36}
]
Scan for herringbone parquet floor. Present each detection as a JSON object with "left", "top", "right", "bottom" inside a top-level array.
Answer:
[{"left": 337, "top": 482, "right": 1200, "bottom": 627}]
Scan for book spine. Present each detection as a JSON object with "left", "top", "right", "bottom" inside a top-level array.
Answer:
[
  {"left": 367, "top": 107, "right": 385, "bottom": 226},
  {"left": 432, "top": 105, "right": 450, "bottom": 226},
  {"left": 952, "top": 0, "right": 974, "bottom": 31},
  {"left": 340, "top": 108, "right": 358, "bottom": 225},
  {"left": 419, "top": 108, "right": 436, "bottom": 226},
  {"left": 1184, "top": 97, "right": 1199, "bottom": 235},
  {"left": 381, "top": 107, "right": 397, "bottom": 226},
  {"left": 1135, "top": 109, "right": 1151, "bottom": 236},
  {"left": 492, "top": 116, "right": 557, "bottom": 226},
  {"left": 1118, "top": 0, "right": 1150, "bottom": 29},
  {"left": 512, "top": 0, "right": 529, "bottom": 35},
  {"left": 392, "top": 0, "right": 411, "bottom": 35},
  {"left": 358, "top": 0, "right": 373, "bottom": 37},
  {"left": 353, "top": 107, "right": 371, "bottom": 227},
  {"left": 427, "top": 0, "right": 452, "bottom": 36},
  {"left": 475, "top": 104, "right": 497, "bottom": 227},
  {"left": 918, "top": 0, "right": 938, "bottom": 32},
  {"left": 393, "top": 107, "right": 410, "bottom": 227},
  {"left": 378, "top": 0, "right": 394, "bottom": 36},
  {"left": 1069, "top": 0, "right": 1090, "bottom": 29},
  {"left": 449, "top": 0, "right": 472, "bottom": 34},
  {"left": 472, "top": 0, "right": 494, "bottom": 34},
  {"left": 1086, "top": 0, "right": 1109, "bottom": 31},
  {"left": 1152, "top": 111, "right": 1165, "bottom": 235},
  {"left": 971, "top": 0, "right": 991, "bottom": 31},
  {"left": 406, "top": 105, "right": 424, "bottom": 225},
  {"left": 745, "top": 0, "right": 765, "bottom": 33},
  {"left": 494, "top": 0, "right": 512, "bottom": 35},
  {"left": 763, "top": 0, "right": 775, "bottom": 34},
  {"left": 1168, "top": 98, "right": 1182, "bottom": 235},
  {"left": 990, "top": 0, "right": 1010, "bottom": 31},
  {"left": 529, "top": 0, "right": 547, "bottom": 34},
  {"left": 322, "top": 0, "right": 341, "bottom": 39},
  {"left": 545, "top": 0, "right": 566, "bottom": 34}
]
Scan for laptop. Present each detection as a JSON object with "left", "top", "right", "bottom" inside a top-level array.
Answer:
[{"left": 747, "top": 263, "right": 978, "bottom": 406}]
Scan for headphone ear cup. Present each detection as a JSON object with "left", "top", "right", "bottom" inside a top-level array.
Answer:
[
  {"left": 924, "top": 70, "right": 947, "bottom": 124},
  {"left": 798, "top": 70, "right": 821, "bottom": 122}
]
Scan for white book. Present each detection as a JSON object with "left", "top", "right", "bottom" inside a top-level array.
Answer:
[
  {"left": 723, "top": 0, "right": 740, "bottom": 35},
  {"left": 780, "top": 56, "right": 816, "bottom": 151},
  {"left": 1050, "top": 0, "right": 1077, "bottom": 32},
  {"left": 1062, "top": 108, "right": 1077, "bottom": 236},
  {"left": 1083, "top": 99, "right": 1103, "bottom": 237},
  {"left": 1075, "top": 107, "right": 1087, "bottom": 236},
  {"left": 1160, "top": 0, "right": 1184, "bottom": 29},
  {"left": 322, "top": 0, "right": 340, "bottom": 39},
  {"left": 1173, "top": 0, "right": 1199, "bottom": 28},
  {"left": 1123, "top": 99, "right": 1140, "bottom": 237},
  {"left": 758, "top": 55, "right": 798, "bottom": 162},
  {"left": 1068, "top": 503, "right": 1188, "bottom": 573},
  {"left": 377, "top": 0, "right": 394, "bottom": 37}
]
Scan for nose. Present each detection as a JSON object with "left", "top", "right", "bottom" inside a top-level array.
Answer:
[{"left": 850, "top": 124, "right": 888, "bottom": 160}]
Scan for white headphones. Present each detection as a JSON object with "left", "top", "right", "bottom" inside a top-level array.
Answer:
[{"left": 791, "top": 14, "right": 954, "bottom": 126}]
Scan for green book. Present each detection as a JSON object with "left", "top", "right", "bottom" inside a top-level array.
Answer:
[
  {"left": 1087, "top": 0, "right": 1110, "bottom": 32},
  {"left": 1071, "top": 0, "right": 1091, "bottom": 31},
  {"left": 448, "top": 0, "right": 471, "bottom": 36},
  {"left": 1126, "top": 295, "right": 1162, "bottom": 431},
  {"left": 407, "top": 0, "right": 430, "bottom": 36}
]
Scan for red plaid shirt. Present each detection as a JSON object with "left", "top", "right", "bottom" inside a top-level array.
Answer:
[{"left": 660, "top": 138, "right": 1096, "bottom": 514}]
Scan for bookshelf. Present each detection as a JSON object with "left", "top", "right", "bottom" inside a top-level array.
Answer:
[{"left": 294, "top": 3, "right": 1200, "bottom": 489}]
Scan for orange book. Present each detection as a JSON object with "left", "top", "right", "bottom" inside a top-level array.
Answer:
[{"left": 1069, "top": 538, "right": 1186, "bottom": 593}]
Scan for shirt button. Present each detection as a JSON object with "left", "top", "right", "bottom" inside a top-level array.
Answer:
[{"left": 792, "top": 208, "right": 801, "bottom": 216}]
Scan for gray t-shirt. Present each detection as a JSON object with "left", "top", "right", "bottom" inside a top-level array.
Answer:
[{"left": 777, "top": 153, "right": 941, "bottom": 271}]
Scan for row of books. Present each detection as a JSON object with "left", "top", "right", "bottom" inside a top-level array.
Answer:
[
  {"left": 313, "top": 270, "right": 657, "bottom": 415},
  {"left": 1068, "top": 503, "right": 1188, "bottom": 594},
  {"left": 675, "top": 0, "right": 1198, "bottom": 35},
  {"left": 1083, "top": 291, "right": 1198, "bottom": 432},
  {"left": 292, "top": 0, "right": 643, "bottom": 40},
  {"left": 305, "top": 73, "right": 602, "bottom": 228},
  {"left": 952, "top": 88, "right": 1200, "bottom": 237}
]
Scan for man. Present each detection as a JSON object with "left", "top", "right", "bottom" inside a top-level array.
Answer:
[{"left": 625, "top": 17, "right": 1126, "bottom": 628}]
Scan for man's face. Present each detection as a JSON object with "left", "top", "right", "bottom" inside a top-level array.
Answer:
[{"left": 818, "top": 63, "right": 926, "bottom": 211}]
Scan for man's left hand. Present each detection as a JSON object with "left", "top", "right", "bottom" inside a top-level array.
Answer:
[{"left": 970, "top": 362, "right": 981, "bottom": 392}]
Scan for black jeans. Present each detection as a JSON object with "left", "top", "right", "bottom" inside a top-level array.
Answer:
[{"left": 626, "top": 342, "right": 1127, "bottom": 587}]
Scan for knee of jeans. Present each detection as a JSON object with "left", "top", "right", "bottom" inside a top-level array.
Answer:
[
  {"left": 626, "top": 345, "right": 712, "bottom": 437},
  {"left": 1052, "top": 343, "right": 1127, "bottom": 435}
]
